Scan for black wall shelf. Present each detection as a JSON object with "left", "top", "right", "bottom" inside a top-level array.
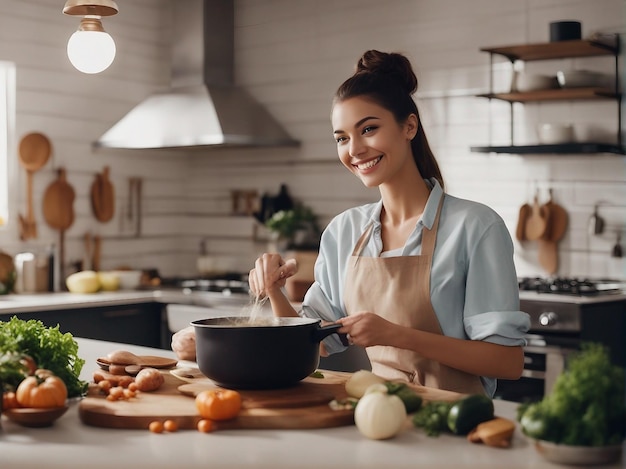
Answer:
[{"left": 470, "top": 142, "right": 626, "bottom": 155}]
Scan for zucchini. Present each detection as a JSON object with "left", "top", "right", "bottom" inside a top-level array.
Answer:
[
  {"left": 384, "top": 381, "right": 422, "bottom": 413},
  {"left": 447, "top": 394, "right": 494, "bottom": 435}
]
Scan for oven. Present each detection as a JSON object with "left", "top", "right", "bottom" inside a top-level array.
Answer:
[{"left": 494, "top": 277, "right": 626, "bottom": 403}]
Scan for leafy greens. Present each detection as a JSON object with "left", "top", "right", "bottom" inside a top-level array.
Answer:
[{"left": 0, "top": 316, "right": 87, "bottom": 397}]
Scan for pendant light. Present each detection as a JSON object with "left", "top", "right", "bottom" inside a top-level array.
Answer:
[{"left": 62, "top": 0, "right": 119, "bottom": 74}]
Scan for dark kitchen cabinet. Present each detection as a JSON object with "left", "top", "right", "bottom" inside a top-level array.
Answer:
[
  {"left": 11, "top": 302, "right": 169, "bottom": 350},
  {"left": 471, "top": 37, "right": 624, "bottom": 156}
]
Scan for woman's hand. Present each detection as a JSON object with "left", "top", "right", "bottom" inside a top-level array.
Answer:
[
  {"left": 249, "top": 253, "right": 298, "bottom": 298},
  {"left": 337, "top": 312, "right": 397, "bottom": 347},
  {"left": 171, "top": 326, "right": 196, "bottom": 361}
]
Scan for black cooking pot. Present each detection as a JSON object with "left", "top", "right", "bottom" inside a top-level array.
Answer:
[{"left": 192, "top": 316, "right": 345, "bottom": 389}]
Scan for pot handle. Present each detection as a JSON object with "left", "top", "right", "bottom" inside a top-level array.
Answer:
[{"left": 314, "top": 323, "right": 350, "bottom": 346}]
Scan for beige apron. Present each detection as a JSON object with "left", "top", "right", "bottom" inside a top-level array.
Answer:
[{"left": 343, "top": 195, "right": 485, "bottom": 395}]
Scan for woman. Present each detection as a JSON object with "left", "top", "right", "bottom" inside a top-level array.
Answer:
[{"left": 174, "top": 50, "right": 530, "bottom": 396}]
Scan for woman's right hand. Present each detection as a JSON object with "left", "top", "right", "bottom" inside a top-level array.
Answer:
[
  {"left": 249, "top": 253, "right": 298, "bottom": 298},
  {"left": 171, "top": 326, "right": 196, "bottom": 361}
]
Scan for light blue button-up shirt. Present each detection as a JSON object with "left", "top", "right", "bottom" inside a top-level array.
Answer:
[{"left": 300, "top": 178, "right": 530, "bottom": 396}]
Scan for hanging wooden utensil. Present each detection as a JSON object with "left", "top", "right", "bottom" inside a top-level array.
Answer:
[
  {"left": 538, "top": 239, "right": 559, "bottom": 275},
  {"left": 42, "top": 168, "right": 75, "bottom": 284},
  {"left": 18, "top": 132, "right": 52, "bottom": 240},
  {"left": 541, "top": 189, "right": 568, "bottom": 243},
  {"left": 83, "top": 232, "right": 92, "bottom": 271},
  {"left": 524, "top": 193, "right": 550, "bottom": 241},
  {"left": 91, "top": 166, "right": 115, "bottom": 222},
  {"left": 92, "top": 235, "right": 102, "bottom": 272},
  {"left": 515, "top": 201, "right": 531, "bottom": 241},
  {"left": 537, "top": 189, "right": 569, "bottom": 276}
]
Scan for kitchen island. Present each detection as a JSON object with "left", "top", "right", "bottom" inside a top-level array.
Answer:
[{"left": 2, "top": 338, "right": 623, "bottom": 469}]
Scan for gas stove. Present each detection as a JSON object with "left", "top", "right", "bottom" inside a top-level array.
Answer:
[
  {"left": 518, "top": 277, "right": 624, "bottom": 296},
  {"left": 159, "top": 273, "right": 250, "bottom": 296}
]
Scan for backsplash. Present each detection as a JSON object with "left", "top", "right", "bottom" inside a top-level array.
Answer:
[{"left": 0, "top": 0, "right": 624, "bottom": 283}]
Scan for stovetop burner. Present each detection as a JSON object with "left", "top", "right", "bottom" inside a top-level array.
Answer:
[
  {"left": 159, "top": 273, "right": 250, "bottom": 295},
  {"left": 518, "top": 277, "right": 623, "bottom": 296}
]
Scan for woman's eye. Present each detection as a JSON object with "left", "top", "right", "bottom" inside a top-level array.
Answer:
[
  {"left": 335, "top": 136, "right": 347, "bottom": 143},
  {"left": 362, "top": 126, "right": 377, "bottom": 134}
]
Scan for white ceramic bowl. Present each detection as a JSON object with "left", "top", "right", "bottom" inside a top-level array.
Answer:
[
  {"left": 534, "top": 440, "right": 623, "bottom": 466},
  {"left": 111, "top": 270, "right": 142, "bottom": 290},
  {"left": 537, "top": 123, "right": 574, "bottom": 144},
  {"left": 515, "top": 73, "right": 558, "bottom": 92},
  {"left": 557, "top": 70, "right": 607, "bottom": 88}
]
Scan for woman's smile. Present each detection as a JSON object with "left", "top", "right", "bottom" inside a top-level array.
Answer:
[{"left": 354, "top": 155, "right": 383, "bottom": 171}]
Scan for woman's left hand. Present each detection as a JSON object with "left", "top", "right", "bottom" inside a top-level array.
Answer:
[{"left": 337, "top": 312, "right": 396, "bottom": 347}]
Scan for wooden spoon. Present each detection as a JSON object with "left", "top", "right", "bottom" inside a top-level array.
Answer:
[
  {"left": 43, "top": 168, "right": 75, "bottom": 283},
  {"left": 18, "top": 132, "right": 51, "bottom": 240}
]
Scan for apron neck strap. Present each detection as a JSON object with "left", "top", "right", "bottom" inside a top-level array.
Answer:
[{"left": 352, "top": 223, "right": 374, "bottom": 256}]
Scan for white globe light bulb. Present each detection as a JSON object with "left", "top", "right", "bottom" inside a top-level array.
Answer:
[{"left": 67, "top": 29, "right": 116, "bottom": 74}]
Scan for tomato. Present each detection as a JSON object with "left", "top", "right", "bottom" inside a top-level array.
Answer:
[
  {"left": 149, "top": 421, "right": 164, "bottom": 433},
  {"left": 163, "top": 420, "right": 178, "bottom": 432},
  {"left": 195, "top": 389, "right": 242, "bottom": 421},
  {"left": 2, "top": 391, "right": 19, "bottom": 410},
  {"left": 197, "top": 419, "right": 215, "bottom": 433},
  {"left": 15, "top": 369, "right": 68, "bottom": 408}
]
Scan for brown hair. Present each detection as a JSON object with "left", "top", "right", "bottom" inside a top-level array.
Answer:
[{"left": 333, "top": 50, "right": 444, "bottom": 189}]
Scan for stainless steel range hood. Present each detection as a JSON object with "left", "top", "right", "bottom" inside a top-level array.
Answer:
[{"left": 95, "top": 0, "right": 298, "bottom": 150}]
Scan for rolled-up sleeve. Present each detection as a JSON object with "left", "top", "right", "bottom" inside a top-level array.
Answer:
[{"left": 462, "top": 220, "right": 530, "bottom": 345}]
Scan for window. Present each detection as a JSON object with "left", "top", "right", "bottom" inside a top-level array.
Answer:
[{"left": 0, "top": 61, "right": 15, "bottom": 229}]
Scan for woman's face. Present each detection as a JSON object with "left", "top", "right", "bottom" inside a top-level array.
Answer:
[{"left": 331, "top": 97, "right": 417, "bottom": 188}]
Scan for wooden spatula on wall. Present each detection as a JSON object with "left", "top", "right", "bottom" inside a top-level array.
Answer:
[{"left": 42, "top": 168, "right": 75, "bottom": 284}]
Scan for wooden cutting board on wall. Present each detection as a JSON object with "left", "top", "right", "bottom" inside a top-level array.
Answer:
[
  {"left": 91, "top": 166, "right": 115, "bottom": 222},
  {"left": 79, "top": 369, "right": 463, "bottom": 431}
]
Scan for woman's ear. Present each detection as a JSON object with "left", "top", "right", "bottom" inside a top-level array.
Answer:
[{"left": 405, "top": 114, "right": 418, "bottom": 140}]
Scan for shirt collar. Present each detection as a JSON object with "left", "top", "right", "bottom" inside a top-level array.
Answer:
[
  {"left": 421, "top": 178, "right": 444, "bottom": 230},
  {"left": 369, "top": 177, "right": 444, "bottom": 230}
]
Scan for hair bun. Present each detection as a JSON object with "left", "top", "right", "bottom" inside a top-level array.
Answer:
[{"left": 356, "top": 50, "right": 417, "bottom": 95}]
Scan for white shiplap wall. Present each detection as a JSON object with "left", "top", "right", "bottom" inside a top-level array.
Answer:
[
  {"left": 0, "top": 0, "right": 624, "bottom": 284},
  {"left": 188, "top": 0, "right": 626, "bottom": 280}
]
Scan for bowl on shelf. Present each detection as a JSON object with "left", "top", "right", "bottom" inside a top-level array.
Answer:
[
  {"left": 3, "top": 405, "right": 69, "bottom": 427},
  {"left": 514, "top": 73, "right": 559, "bottom": 92},
  {"left": 537, "top": 123, "right": 575, "bottom": 144},
  {"left": 557, "top": 70, "right": 608, "bottom": 88},
  {"left": 534, "top": 440, "right": 623, "bottom": 466}
]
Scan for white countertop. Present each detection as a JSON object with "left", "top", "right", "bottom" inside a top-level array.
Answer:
[
  {"left": 0, "top": 289, "right": 251, "bottom": 314},
  {"left": 1, "top": 285, "right": 625, "bottom": 317},
  {"left": 2, "top": 337, "right": 624, "bottom": 469}
]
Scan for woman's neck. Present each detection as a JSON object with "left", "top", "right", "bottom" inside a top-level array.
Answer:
[{"left": 379, "top": 172, "right": 431, "bottom": 226}]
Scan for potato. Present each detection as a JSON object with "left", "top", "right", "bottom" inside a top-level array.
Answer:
[
  {"left": 98, "top": 271, "right": 120, "bottom": 291},
  {"left": 66, "top": 270, "right": 101, "bottom": 293},
  {"left": 107, "top": 350, "right": 139, "bottom": 365},
  {"left": 134, "top": 367, "right": 164, "bottom": 392}
]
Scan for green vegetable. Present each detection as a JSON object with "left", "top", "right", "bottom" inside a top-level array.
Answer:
[
  {"left": 384, "top": 381, "right": 423, "bottom": 413},
  {"left": 0, "top": 316, "right": 87, "bottom": 397},
  {"left": 412, "top": 401, "right": 455, "bottom": 436},
  {"left": 309, "top": 370, "right": 324, "bottom": 379},
  {"left": 517, "top": 342, "right": 626, "bottom": 446},
  {"left": 447, "top": 394, "right": 495, "bottom": 435}
]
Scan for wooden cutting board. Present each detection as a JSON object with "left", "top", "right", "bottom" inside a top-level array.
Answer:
[
  {"left": 79, "top": 369, "right": 463, "bottom": 431},
  {"left": 79, "top": 369, "right": 354, "bottom": 430},
  {"left": 91, "top": 166, "right": 115, "bottom": 223}
]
